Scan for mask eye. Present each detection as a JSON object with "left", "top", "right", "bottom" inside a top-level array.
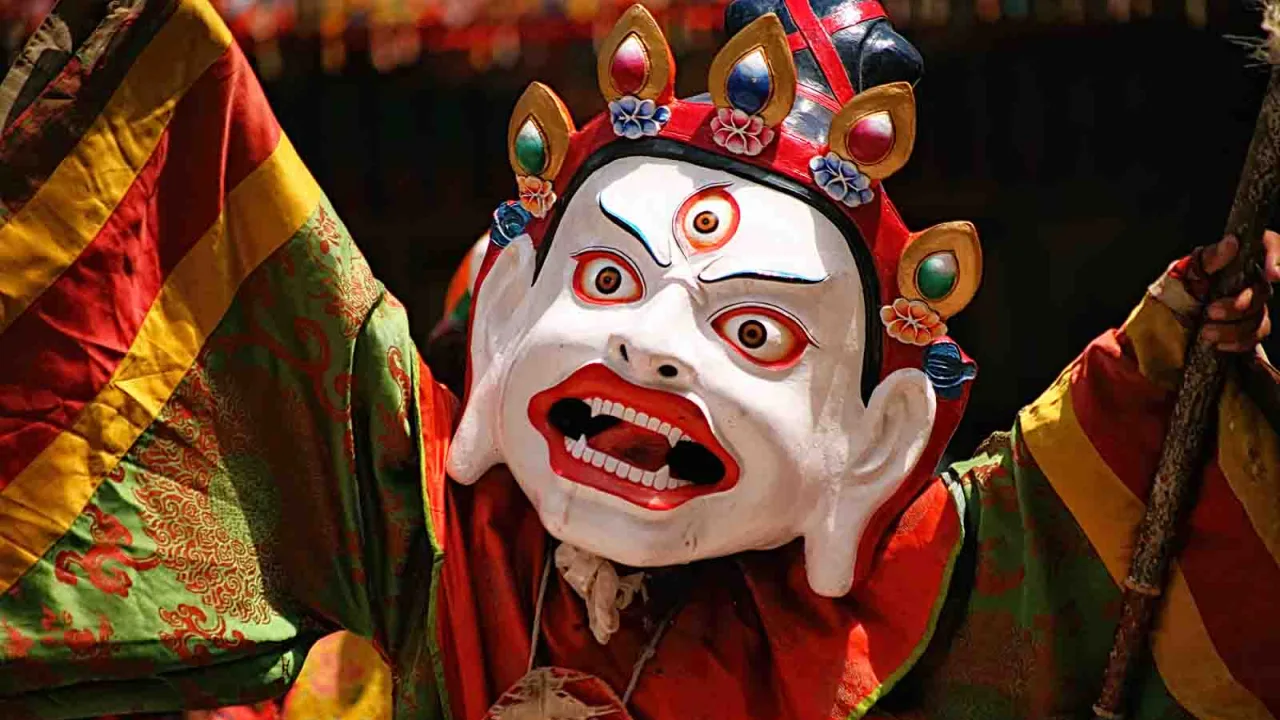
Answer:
[
  {"left": 572, "top": 249, "right": 645, "bottom": 305},
  {"left": 711, "top": 305, "right": 811, "bottom": 369},
  {"left": 675, "top": 184, "right": 740, "bottom": 254}
]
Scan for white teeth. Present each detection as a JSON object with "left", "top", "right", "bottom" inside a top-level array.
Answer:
[
  {"left": 584, "top": 401, "right": 684, "bottom": 442},
  {"left": 563, "top": 399, "right": 706, "bottom": 491},
  {"left": 565, "top": 443, "right": 689, "bottom": 492}
]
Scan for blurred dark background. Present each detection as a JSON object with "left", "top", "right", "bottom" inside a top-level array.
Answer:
[{"left": 4, "top": 0, "right": 1278, "bottom": 454}]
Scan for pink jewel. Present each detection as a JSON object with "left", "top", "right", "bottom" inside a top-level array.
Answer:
[
  {"left": 847, "top": 112, "right": 895, "bottom": 166},
  {"left": 610, "top": 34, "right": 650, "bottom": 96}
]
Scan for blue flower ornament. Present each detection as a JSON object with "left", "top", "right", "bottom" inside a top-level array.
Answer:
[
  {"left": 809, "top": 152, "right": 875, "bottom": 208},
  {"left": 609, "top": 95, "right": 671, "bottom": 139}
]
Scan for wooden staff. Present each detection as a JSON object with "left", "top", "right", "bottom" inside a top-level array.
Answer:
[{"left": 1091, "top": 19, "right": 1280, "bottom": 720}]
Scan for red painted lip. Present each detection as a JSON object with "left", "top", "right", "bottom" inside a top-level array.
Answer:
[{"left": 527, "top": 363, "right": 740, "bottom": 511}]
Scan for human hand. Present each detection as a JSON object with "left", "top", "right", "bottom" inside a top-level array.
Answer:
[{"left": 1187, "top": 232, "right": 1280, "bottom": 353}]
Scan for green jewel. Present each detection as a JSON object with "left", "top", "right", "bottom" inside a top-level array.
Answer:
[
  {"left": 514, "top": 118, "right": 548, "bottom": 175},
  {"left": 917, "top": 252, "right": 958, "bottom": 300}
]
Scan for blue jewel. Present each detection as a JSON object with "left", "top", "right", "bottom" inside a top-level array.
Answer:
[
  {"left": 923, "top": 341, "right": 977, "bottom": 400},
  {"left": 490, "top": 201, "right": 532, "bottom": 248},
  {"left": 726, "top": 48, "right": 772, "bottom": 116}
]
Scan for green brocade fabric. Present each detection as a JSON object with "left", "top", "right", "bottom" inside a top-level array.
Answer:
[
  {"left": 0, "top": 199, "right": 443, "bottom": 719},
  {"left": 873, "top": 427, "right": 1191, "bottom": 720}
]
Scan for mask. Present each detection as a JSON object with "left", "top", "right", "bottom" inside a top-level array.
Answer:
[
  {"left": 450, "top": 153, "right": 940, "bottom": 597},
  {"left": 448, "top": 2, "right": 981, "bottom": 597}
]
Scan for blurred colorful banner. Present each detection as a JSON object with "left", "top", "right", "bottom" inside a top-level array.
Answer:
[
  {"left": 3, "top": 0, "right": 1213, "bottom": 59},
  {"left": 2, "top": 0, "right": 727, "bottom": 47},
  {"left": 1, "top": 0, "right": 737, "bottom": 74}
]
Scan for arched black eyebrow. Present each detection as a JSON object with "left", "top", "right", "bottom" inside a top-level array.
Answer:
[
  {"left": 597, "top": 192, "right": 670, "bottom": 267},
  {"left": 696, "top": 269, "right": 829, "bottom": 285}
]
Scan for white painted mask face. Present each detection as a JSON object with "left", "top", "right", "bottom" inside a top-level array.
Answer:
[{"left": 448, "top": 155, "right": 937, "bottom": 597}]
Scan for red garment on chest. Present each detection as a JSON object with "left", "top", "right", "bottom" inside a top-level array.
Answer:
[{"left": 431, "top": 466, "right": 962, "bottom": 720}]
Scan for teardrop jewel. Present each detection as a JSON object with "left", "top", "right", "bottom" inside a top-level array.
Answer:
[
  {"left": 514, "top": 118, "right": 548, "bottom": 176},
  {"left": 847, "top": 112, "right": 895, "bottom": 166},
  {"left": 610, "top": 33, "right": 650, "bottom": 96},
  {"left": 725, "top": 48, "right": 772, "bottom": 116}
]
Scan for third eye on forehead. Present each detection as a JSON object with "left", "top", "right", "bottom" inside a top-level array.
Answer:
[{"left": 674, "top": 183, "right": 740, "bottom": 256}]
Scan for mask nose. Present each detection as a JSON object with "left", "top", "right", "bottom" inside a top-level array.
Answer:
[{"left": 607, "top": 334, "right": 695, "bottom": 387}]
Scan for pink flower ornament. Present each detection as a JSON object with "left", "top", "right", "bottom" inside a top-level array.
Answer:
[{"left": 710, "top": 107, "right": 776, "bottom": 157}]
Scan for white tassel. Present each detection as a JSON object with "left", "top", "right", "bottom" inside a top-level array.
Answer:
[{"left": 554, "top": 544, "right": 644, "bottom": 645}]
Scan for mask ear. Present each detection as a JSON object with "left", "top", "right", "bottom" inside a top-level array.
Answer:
[
  {"left": 802, "top": 367, "right": 936, "bottom": 597},
  {"left": 446, "top": 234, "right": 537, "bottom": 485}
]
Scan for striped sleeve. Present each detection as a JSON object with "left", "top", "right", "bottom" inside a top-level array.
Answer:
[
  {"left": 0, "top": 0, "right": 287, "bottom": 575},
  {"left": 1018, "top": 280, "right": 1280, "bottom": 718},
  {"left": 0, "top": 1, "right": 451, "bottom": 717},
  {"left": 892, "top": 272, "right": 1279, "bottom": 720}
]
